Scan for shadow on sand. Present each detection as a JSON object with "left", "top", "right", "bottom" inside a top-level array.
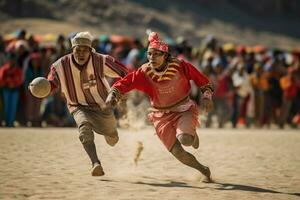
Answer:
[
  {"left": 133, "top": 180, "right": 300, "bottom": 197},
  {"left": 134, "top": 181, "right": 207, "bottom": 189},
  {"left": 214, "top": 182, "right": 300, "bottom": 197}
]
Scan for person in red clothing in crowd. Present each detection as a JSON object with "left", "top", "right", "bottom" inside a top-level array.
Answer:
[
  {"left": 0, "top": 53, "right": 24, "bottom": 127},
  {"left": 279, "top": 66, "right": 300, "bottom": 128},
  {"left": 106, "top": 32, "right": 214, "bottom": 182}
]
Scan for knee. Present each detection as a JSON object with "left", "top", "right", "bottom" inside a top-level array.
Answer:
[
  {"left": 105, "top": 135, "right": 119, "bottom": 146},
  {"left": 177, "top": 133, "right": 194, "bottom": 146},
  {"left": 78, "top": 123, "right": 94, "bottom": 144}
]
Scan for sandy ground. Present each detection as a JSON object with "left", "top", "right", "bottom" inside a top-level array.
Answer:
[{"left": 0, "top": 127, "right": 299, "bottom": 200}]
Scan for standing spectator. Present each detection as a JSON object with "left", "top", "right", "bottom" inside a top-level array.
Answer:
[
  {"left": 249, "top": 63, "right": 269, "bottom": 126},
  {"left": 264, "top": 54, "right": 284, "bottom": 126},
  {"left": 212, "top": 59, "right": 233, "bottom": 128},
  {"left": 24, "top": 53, "right": 44, "bottom": 126},
  {"left": 40, "top": 47, "right": 53, "bottom": 76},
  {"left": 231, "top": 63, "right": 252, "bottom": 127},
  {"left": 279, "top": 67, "right": 300, "bottom": 128},
  {"left": 0, "top": 53, "right": 24, "bottom": 127},
  {"left": 55, "top": 34, "right": 68, "bottom": 60}
]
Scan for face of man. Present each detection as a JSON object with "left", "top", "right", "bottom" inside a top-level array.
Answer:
[
  {"left": 147, "top": 49, "right": 168, "bottom": 69},
  {"left": 73, "top": 46, "right": 91, "bottom": 65}
]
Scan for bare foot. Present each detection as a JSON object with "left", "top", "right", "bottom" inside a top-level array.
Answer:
[{"left": 201, "top": 166, "right": 212, "bottom": 183}]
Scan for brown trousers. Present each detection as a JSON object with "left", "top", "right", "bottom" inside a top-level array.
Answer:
[{"left": 72, "top": 106, "right": 118, "bottom": 144}]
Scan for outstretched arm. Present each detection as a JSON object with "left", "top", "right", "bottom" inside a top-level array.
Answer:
[
  {"left": 47, "top": 66, "right": 61, "bottom": 95},
  {"left": 103, "top": 55, "right": 128, "bottom": 78},
  {"left": 182, "top": 60, "right": 214, "bottom": 112},
  {"left": 105, "top": 69, "right": 147, "bottom": 107}
]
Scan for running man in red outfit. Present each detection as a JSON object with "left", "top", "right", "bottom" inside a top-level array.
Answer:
[{"left": 106, "top": 32, "right": 214, "bottom": 181}]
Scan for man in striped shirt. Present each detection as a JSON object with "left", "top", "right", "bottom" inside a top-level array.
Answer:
[{"left": 47, "top": 32, "right": 128, "bottom": 176}]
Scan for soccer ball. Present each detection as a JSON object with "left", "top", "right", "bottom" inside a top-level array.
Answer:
[{"left": 29, "top": 77, "right": 51, "bottom": 98}]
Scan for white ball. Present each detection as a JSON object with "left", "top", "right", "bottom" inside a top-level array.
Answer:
[{"left": 29, "top": 77, "right": 51, "bottom": 98}]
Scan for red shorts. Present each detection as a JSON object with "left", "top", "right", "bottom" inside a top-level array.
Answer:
[{"left": 148, "top": 102, "right": 199, "bottom": 151}]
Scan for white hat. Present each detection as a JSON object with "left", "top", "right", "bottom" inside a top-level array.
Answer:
[{"left": 71, "top": 32, "right": 93, "bottom": 49}]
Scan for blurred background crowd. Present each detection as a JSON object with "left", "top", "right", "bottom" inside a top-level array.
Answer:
[{"left": 0, "top": 29, "right": 299, "bottom": 129}]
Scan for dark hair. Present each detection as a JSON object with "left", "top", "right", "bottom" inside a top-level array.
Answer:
[{"left": 165, "top": 53, "right": 175, "bottom": 62}]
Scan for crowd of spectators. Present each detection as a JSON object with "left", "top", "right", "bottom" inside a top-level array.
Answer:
[{"left": 0, "top": 29, "right": 299, "bottom": 128}]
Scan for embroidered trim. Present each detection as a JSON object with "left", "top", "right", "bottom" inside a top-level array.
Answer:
[{"left": 146, "top": 61, "right": 180, "bottom": 82}]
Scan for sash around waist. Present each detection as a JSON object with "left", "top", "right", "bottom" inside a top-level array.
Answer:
[{"left": 150, "top": 95, "right": 190, "bottom": 112}]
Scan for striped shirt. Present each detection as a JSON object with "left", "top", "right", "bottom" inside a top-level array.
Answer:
[{"left": 47, "top": 52, "right": 128, "bottom": 113}]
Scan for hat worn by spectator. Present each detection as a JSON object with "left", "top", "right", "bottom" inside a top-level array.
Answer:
[
  {"left": 71, "top": 32, "right": 94, "bottom": 50},
  {"left": 148, "top": 32, "right": 169, "bottom": 53}
]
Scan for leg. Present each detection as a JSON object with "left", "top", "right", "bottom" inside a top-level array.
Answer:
[
  {"left": 177, "top": 133, "right": 194, "bottom": 146},
  {"left": 231, "top": 94, "right": 239, "bottom": 128},
  {"left": 170, "top": 140, "right": 211, "bottom": 182},
  {"left": 176, "top": 104, "right": 199, "bottom": 149},
  {"left": 78, "top": 123, "right": 104, "bottom": 176},
  {"left": 73, "top": 109, "right": 104, "bottom": 176},
  {"left": 2, "top": 89, "right": 11, "bottom": 126},
  {"left": 9, "top": 91, "right": 19, "bottom": 127},
  {"left": 78, "top": 123, "right": 99, "bottom": 164},
  {"left": 177, "top": 133, "right": 199, "bottom": 149},
  {"left": 90, "top": 108, "right": 119, "bottom": 147}
]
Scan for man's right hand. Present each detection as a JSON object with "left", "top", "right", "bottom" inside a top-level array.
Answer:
[
  {"left": 202, "top": 98, "right": 214, "bottom": 113},
  {"left": 105, "top": 92, "right": 118, "bottom": 108}
]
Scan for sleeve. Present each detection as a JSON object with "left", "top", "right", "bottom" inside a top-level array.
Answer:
[
  {"left": 47, "top": 65, "right": 61, "bottom": 93},
  {"left": 181, "top": 60, "right": 213, "bottom": 92},
  {"left": 111, "top": 68, "right": 147, "bottom": 96},
  {"left": 104, "top": 55, "right": 128, "bottom": 78}
]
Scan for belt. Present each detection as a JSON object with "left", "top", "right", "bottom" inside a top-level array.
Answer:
[{"left": 151, "top": 95, "right": 190, "bottom": 111}]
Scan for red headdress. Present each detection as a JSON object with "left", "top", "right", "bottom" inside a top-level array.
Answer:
[{"left": 148, "top": 32, "right": 168, "bottom": 53}]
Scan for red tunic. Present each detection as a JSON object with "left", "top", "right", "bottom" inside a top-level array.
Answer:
[
  {"left": 112, "top": 58, "right": 211, "bottom": 150},
  {"left": 113, "top": 58, "right": 209, "bottom": 108}
]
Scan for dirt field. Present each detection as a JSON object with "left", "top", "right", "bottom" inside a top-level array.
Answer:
[{"left": 0, "top": 127, "right": 299, "bottom": 200}]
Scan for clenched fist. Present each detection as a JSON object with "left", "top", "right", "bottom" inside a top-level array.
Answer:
[
  {"left": 202, "top": 89, "right": 213, "bottom": 112},
  {"left": 105, "top": 92, "right": 118, "bottom": 108},
  {"left": 202, "top": 98, "right": 214, "bottom": 113}
]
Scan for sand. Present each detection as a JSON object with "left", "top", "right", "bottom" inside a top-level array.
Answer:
[{"left": 0, "top": 127, "right": 299, "bottom": 200}]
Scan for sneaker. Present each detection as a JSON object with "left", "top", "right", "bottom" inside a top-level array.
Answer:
[
  {"left": 91, "top": 163, "right": 105, "bottom": 176},
  {"left": 104, "top": 135, "right": 119, "bottom": 146},
  {"left": 192, "top": 134, "right": 199, "bottom": 149}
]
